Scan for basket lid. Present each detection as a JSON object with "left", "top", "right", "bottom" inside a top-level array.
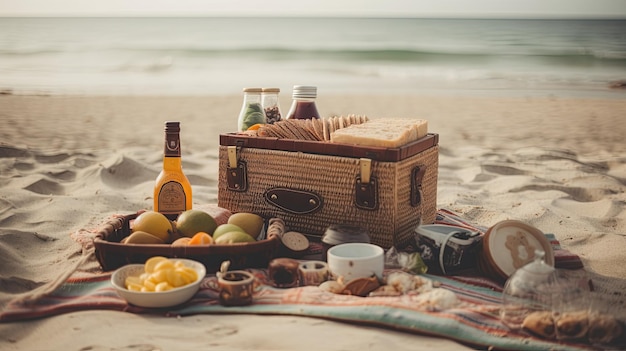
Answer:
[
  {"left": 481, "top": 220, "right": 554, "bottom": 281},
  {"left": 219, "top": 133, "right": 438, "bottom": 162}
]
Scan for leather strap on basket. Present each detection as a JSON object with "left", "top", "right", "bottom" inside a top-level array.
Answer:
[
  {"left": 355, "top": 158, "right": 378, "bottom": 210},
  {"left": 411, "top": 165, "right": 426, "bottom": 207},
  {"left": 264, "top": 187, "right": 323, "bottom": 215},
  {"left": 355, "top": 176, "right": 378, "bottom": 210},
  {"left": 226, "top": 146, "right": 248, "bottom": 192}
]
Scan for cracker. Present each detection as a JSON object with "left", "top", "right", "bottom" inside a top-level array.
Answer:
[
  {"left": 312, "top": 118, "right": 324, "bottom": 141},
  {"left": 322, "top": 117, "right": 331, "bottom": 141}
]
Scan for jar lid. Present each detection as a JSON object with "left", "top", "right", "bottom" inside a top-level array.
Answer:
[
  {"left": 262, "top": 88, "right": 280, "bottom": 93},
  {"left": 243, "top": 87, "right": 262, "bottom": 93},
  {"left": 292, "top": 85, "right": 317, "bottom": 99},
  {"left": 322, "top": 224, "right": 370, "bottom": 246},
  {"left": 480, "top": 220, "right": 554, "bottom": 281}
]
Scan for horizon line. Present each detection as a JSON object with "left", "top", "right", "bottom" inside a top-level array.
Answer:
[{"left": 1, "top": 14, "right": 626, "bottom": 20}]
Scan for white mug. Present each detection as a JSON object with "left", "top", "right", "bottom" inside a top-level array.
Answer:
[{"left": 327, "top": 243, "right": 384, "bottom": 282}]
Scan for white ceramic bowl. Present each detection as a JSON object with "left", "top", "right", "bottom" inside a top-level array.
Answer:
[
  {"left": 327, "top": 243, "right": 384, "bottom": 282},
  {"left": 111, "top": 258, "right": 206, "bottom": 308}
]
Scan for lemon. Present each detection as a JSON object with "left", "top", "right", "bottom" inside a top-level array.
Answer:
[
  {"left": 132, "top": 211, "right": 173, "bottom": 242},
  {"left": 176, "top": 210, "right": 217, "bottom": 238},
  {"left": 214, "top": 231, "right": 256, "bottom": 244}
]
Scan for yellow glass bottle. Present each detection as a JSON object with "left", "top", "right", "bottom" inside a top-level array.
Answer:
[{"left": 154, "top": 121, "right": 192, "bottom": 220}]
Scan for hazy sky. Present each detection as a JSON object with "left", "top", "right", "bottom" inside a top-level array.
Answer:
[{"left": 1, "top": 0, "right": 626, "bottom": 18}]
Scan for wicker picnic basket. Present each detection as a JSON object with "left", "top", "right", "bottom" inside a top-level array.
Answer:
[
  {"left": 218, "top": 133, "right": 439, "bottom": 249},
  {"left": 93, "top": 211, "right": 281, "bottom": 272}
]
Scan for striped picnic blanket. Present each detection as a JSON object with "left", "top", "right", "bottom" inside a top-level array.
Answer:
[{"left": 0, "top": 209, "right": 603, "bottom": 351}]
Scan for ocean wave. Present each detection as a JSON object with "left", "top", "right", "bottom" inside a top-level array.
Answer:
[
  {"left": 2, "top": 45, "right": 625, "bottom": 63},
  {"left": 1, "top": 17, "right": 624, "bottom": 96}
]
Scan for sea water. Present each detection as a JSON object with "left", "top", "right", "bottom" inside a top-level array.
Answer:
[{"left": 0, "top": 17, "right": 624, "bottom": 97}]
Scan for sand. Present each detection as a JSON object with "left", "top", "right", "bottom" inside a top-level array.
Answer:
[{"left": 0, "top": 93, "right": 625, "bottom": 350}]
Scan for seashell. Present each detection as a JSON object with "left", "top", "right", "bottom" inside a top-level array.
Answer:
[
  {"left": 341, "top": 276, "right": 380, "bottom": 297},
  {"left": 522, "top": 311, "right": 556, "bottom": 339},
  {"left": 369, "top": 284, "right": 402, "bottom": 297},
  {"left": 555, "top": 310, "right": 589, "bottom": 340},
  {"left": 386, "top": 271, "right": 433, "bottom": 294},
  {"left": 413, "top": 288, "right": 460, "bottom": 310},
  {"left": 319, "top": 280, "right": 344, "bottom": 294}
]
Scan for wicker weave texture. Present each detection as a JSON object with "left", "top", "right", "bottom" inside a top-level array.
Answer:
[{"left": 218, "top": 145, "right": 438, "bottom": 249}]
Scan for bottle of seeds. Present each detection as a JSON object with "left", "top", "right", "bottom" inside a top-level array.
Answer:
[
  {"left": 237, "top": 88, "right": 265, "bottom": 131},
  {"left": 261, "top": 88, "right": 282, "bottom": 124}
]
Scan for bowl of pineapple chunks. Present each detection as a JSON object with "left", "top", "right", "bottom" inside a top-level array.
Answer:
[{"left": 111, "top": 256, "right": 206, "bottom": 308}]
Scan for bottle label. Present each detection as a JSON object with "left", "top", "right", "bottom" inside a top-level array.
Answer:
[
  {"left": 157, "top": 181, "right": 186, "bottom": 215},
  {"left": 164, "top": 134, "right": 181, "bottom": 157}
]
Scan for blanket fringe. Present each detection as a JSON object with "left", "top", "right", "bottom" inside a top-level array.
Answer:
[{"left": 8, "top": 248, "right": 95, "bottom": 306}]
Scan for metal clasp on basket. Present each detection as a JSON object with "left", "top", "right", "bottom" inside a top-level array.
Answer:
[
  {"left": 226, "top": 146, "right": 248, "bottom": 192},
  {"left": 355, "top": 158, "right": 378, "bottom": 210}
]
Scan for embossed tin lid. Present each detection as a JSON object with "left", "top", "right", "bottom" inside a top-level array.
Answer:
[
  {"left": 322, "top": 224, "right": 370, "bottom": 246},
  {"left": 480, "top": 220, "right": 554, "bottom": 282}
]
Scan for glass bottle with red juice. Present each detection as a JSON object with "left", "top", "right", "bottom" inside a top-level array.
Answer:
[{"left": 286, "top": 85, "right": 320, "bottom": 120}]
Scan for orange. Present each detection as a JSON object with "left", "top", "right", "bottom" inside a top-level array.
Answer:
[
  {"left": 188, "top": 232, "right": 214, "bottom": 245},
  {"left": 246, "top": 123, "right": 264, "bottom": 131}
]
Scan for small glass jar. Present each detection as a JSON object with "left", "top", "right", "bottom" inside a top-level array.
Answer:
[
  {"left": 500, "top": 250, "right": 557, "bottom": 330},
  {"left": 261, "top": 88, "right": 282, "bottom": 124},
  {"left": 286, "top": 85, "right": 320, "bottom": 120},
  {"left": 237, "top": 87, "right": 265, "bottom": 131}
]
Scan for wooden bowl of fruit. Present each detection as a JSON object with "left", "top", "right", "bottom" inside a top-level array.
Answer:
[{"left": 94, "top": 207, "right": 281, "bottom": 273}]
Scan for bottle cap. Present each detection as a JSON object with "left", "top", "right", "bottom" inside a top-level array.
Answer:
[
  {"left": 164, "top": 121, "right": 180, "bottom": 133},
  {"left": 292, "top": 85, "right": 317, "bottom": 99}
]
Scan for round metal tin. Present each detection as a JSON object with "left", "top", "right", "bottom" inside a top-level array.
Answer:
[{"left": 479, "top": 220, "right": 554, "bottom": 282}]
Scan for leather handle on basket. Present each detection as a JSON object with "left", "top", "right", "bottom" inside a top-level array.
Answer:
[
  {"left": 411, "top": 165, "right": 426, "bottom": 207},
  {"left": 264, "top": 187, "right": 323, "bottom": 215}
]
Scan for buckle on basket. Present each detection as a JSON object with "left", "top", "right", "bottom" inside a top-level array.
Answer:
[
  {"left": 411, "top": 165, "right": 426, "bottom": 207},
  {"left": 355, "top": 159, "right": 378, "bottom": 210},
  {"left": 226, "top": 146, "right": 248, "bottom": 192}
]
